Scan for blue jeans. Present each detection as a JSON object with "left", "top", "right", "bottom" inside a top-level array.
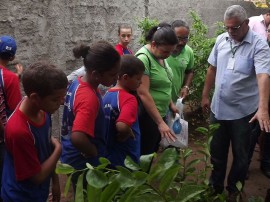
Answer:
[{"left": 209, "top": 112, "right": 258, "bottom": 194}]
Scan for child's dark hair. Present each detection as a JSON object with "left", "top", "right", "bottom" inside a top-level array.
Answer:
[
  {"left": 171, "top": 20, "right": 190, "bottom": 30},
  {"left": 0, "top": 53, "right": 13, "bottom": 61},
  {"left": 145, "top": 22, "right": 178, "bottom": 45},
  {"left": 118, "top": 24, "right": 132, "bottom": 34},
  {"left": 22, "top": 61, "right": 68, "bottom": 97},
  {"left": 118, "top": 55, "right": 145, "bottom": 77},
  {"left": 73, "top": 41, "right": 120, "bottom": 73}
]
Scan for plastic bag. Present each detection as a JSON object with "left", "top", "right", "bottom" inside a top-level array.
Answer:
[{"left": 160, "top": 98, "right": 188, "bottom": 149}]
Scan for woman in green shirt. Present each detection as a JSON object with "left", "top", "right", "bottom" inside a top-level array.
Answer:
[{"left": 136, "top": 24, "right": 178, "bottom": 155}]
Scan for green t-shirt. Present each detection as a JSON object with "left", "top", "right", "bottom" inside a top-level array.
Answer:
[
  {"left": 135, "top": 46, "right": 173, "bottom": 117},
  {"left": 166, "top": 45, "right": 194, "bottom": 102}
]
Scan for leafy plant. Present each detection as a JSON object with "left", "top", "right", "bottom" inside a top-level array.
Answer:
[
  {"left": 187, "top": 11, "right": 225, "bottom": 111},
  {"left": 56, "top": 124, "right": 222, "bottom": 202},
  {"left": 136, "top": 17, "right": 159, "bottom": 45}
]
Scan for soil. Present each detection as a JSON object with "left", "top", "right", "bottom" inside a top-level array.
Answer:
[{"left": 58, "top": 106, "right": 269, "bottom": 201}]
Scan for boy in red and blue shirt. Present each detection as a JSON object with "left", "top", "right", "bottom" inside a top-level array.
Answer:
[
  {"left": 103, "top": 55, "right": 144, "bottom": 167},
  {"left": 1, "top": 62, "right": 68, "bottom": 202}
]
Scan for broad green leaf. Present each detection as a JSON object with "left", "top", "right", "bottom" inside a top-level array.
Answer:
[
  {"left": 159, "top": 165, "right": 180, "bottom": 194},
  {"left": 87, "top": 184, "right": 101, "bottom": 202},
  {"left": 132, "top": 171, "right": 148, "bottom": 186},
  {"left": 124, "top": 156, "right": 140, "bottom": 171},
  {"left": 75, "top": 173, "right": 84, "bottom": 202},
  {"left": 118, "top": 187, "right": 137, "bottom": 202},
  {"left": 55, "top": 163, "right": 75, "bottom": 174},
  {"left": 139, "top": 153, "right": 155, "bottom": 172},
  {"left": 64, "top": 174, "right": 72, "bottom": 197},
  {"left": 100, "top": 181, "right": 121, "bottom": 202},
  {"left": 176, "top": 185, "right": 205, "bottom": 202},
  {"left": 148, "top": 148, "right": 178, "bottom": 182},
  {"left": 115, "top": 166, "right": 135, "bottom": 188},
  {"left": 86, "top": 169, "right": 108, "bottom": 189},
  {"left": 197, "top": 149, "right": 210, "bottom": 157}
]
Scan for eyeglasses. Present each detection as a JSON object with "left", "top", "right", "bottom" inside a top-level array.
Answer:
[
  {"left": 223, "top": 21, "right": 245, "bottom": 31},
  {"left": 177, "top": 36, "right": 189, "bottom": 42},
  {"left": 267, "top": 29, "right": 270, "bottom": 33}
]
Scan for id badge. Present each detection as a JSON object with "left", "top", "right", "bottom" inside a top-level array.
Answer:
[{"left": 227, "top": 57, "right": 235, "bottom": 70}]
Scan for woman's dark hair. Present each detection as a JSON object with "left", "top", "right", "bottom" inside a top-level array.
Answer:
[
  {"left": 22, "top": 61, "right": 68, "bottom": 97},
  {"left": 118, "top": 55, "right": 145, "bottom": 77},
  {"left": 145, "top": 23, "right": 178, "bottom": 45},
  {"left": 73, "top": 41, "right": 120, "bottom": 73},
  {"left": 171, "top": 20, "right": 190, "bottom": 30}
]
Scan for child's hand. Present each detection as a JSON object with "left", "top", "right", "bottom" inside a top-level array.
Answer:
[
  {"left": 51, "top": 137, "right": 61, "bottom": 153},
  {"left": 15, "top": 63, "right": 24, "bottom": 78},
  {"left": 117, "top": 128, "right": 135, "bottom": 142}
]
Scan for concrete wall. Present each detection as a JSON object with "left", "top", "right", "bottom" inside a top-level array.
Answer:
[{"left": 0, "top": 0, "right": 266, "bottom": 136}]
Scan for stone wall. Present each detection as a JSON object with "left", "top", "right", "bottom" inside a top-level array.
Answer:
[{"left": 0, "top": 0, "right": 266, "bottom": 136}]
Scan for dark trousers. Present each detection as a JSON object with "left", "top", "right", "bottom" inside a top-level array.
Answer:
[
  {"left": 209, "top": 112, "right": 259, "bottom": 194},
  {"left": 261, "top": 132, "right": 270, "bottom": 169},
  {"left": 138, "top": 106, "right": 166, "bottom": 155}
]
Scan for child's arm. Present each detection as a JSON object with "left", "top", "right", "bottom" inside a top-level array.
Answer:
[
  {"left": 116, "top": 122, "right": 135, "bottom": 142},
  {"left": 30, "top": 137, "right": 61, "bottom": 185},
  {"left": 71, "top": 131, "right": 98, "bottom": 157},
  {"left": 51, "top": 171, "right": 61, "bottom": 202}
]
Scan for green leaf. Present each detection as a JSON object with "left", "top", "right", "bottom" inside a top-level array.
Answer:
[
  {"left": 64, "top": 174, "right": 72, "bottom": 197},
  {"left": 115, "top": 166, "right": 135, "bottom": 188},
  {"left": 75, "top": 173, "right": 84, "bottom": 202},
  {"left": 177, "top": 185, "right": 205, "bottom": 202},
  {"left": 124, "top": 156, "right": 140, "bottom": 171},
  {"left": 159, "top": 165, "right": 180, "bottom": 194},
  {"left": 195, "top": 127, "right": 208, "bottom": 135},
  {"left": 87, "top": 184, "right": 101, "bottom": 202},
  {"left": 133, "top": 193, "right": 163, "bottom": 202},
  {"left": 99, "top": 157, "right": 111, "bottom": 165},
  {"left": 236, "top": 181, "right": 242, "bottom": 191},
  {"left": 186, "top": 159, "right": 201, "bottom": 169},
  {"left": 86, "top": 169, "right": 108, "bottom": 189},
  {"left": 55, "top": 163, "right": 75, "bottom": 174},
  {"left": 148, "top": 148, "right": 178, "bottom": 182},
  {"left": 86, "top": 163, "right": 93, "bottom": 169},
  {"left": 96, "top": 157, "right": 110, "bottom": 169},
  {"left": 118, "top": 187, "right": 137, "bottom": 202},
  {"left": 139, "top": 153, "right": 155, "bottom": 172},
  {"left": 183, "top": 148, "right": 193, "bottom": 159},
  {"left": 132, "top": 171, "right": 148, "bottom": 186},
  {"left": 100, "top": 181, "right": 121, "bottom": 202}
]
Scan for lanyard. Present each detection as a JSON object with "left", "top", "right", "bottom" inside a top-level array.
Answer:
[{"left": 230, "top": 41, "right": 240, "bottom": 58}]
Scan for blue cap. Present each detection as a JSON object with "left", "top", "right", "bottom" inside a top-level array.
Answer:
[{"left": 0, "top": 36, "right": 17, "bottom": 57}]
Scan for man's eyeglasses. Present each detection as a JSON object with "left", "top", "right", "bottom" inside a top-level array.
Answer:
[
  {"left": 177, "top": 36, "right": 189, "bottom": 42},
  {"left": 223, "top": 20, "right": 245, "bottom": 31}
]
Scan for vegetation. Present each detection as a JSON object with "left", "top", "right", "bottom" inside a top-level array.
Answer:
[{"left": 56, "top": 124, "right": 224, "bottom": 202}]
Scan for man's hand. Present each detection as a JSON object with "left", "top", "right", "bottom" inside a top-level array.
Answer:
[
  {"left": 15, "top": 63, "right": 23, "bottom": 78},
  {"left": 249, "top": 109, "right": 270, "bottom": 132},
  {"left": 158, "top": 121, "right": 176, "bottom": 143},
  {"left": 201, "top": 96, "right": 210, "bottom": 113}
]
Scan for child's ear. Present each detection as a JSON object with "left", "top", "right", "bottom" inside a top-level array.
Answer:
[
  {"left": 29, "top": 93, "right": 41, "bottom": 105},
  {"left": 122, "top": 74, "right": 129, "bottom": 80},
  {"left": 9, "top": 56, "right": 15, "bottom": 61},
  {"left": 91, "top": 70, "right": 101, "bottom": 81}
]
